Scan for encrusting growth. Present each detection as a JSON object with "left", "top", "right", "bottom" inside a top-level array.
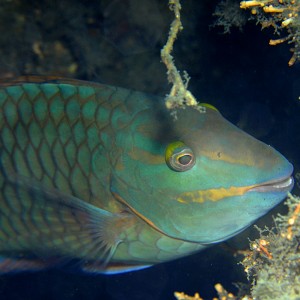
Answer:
[{"left": 241, "top": 193, "right": 300, "bottom": 299}]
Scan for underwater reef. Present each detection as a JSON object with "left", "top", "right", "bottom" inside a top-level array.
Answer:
[{"left": 0, "top": 1, "right": 299, "bottom": 299}]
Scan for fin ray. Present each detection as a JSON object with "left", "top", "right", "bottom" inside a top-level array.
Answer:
[{"left": 0, "top": 175, "right": 134, "bottom": 273}]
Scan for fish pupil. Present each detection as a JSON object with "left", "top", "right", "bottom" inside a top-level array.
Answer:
[{"left": 178, "top": 154, "right": 192, "bottom": 165}]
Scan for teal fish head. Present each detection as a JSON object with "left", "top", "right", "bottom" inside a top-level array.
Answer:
[{"left": 112, "top": 103, "right": 293, "bottom": 244}]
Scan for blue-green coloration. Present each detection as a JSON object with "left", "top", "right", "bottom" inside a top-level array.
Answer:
[{"left": 0, "top": 77, "right": 294, "bottom": 274}]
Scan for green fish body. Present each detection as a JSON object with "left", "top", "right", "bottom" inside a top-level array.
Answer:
[{"left": 0, "top": 77, "right": 294, "bottom": 274}]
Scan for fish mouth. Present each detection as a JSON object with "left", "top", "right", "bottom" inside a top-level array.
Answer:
[{"left": 248, "top": 175, "right": 294, "bottom": 193}]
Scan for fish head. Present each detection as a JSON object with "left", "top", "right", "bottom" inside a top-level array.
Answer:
[{"left": 112, "top": 102, "right": 293, "bottom": 244}]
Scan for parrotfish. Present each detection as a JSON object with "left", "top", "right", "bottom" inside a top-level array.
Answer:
[{"left": 0, "top": 77, "right": 294, "bottom": 274}]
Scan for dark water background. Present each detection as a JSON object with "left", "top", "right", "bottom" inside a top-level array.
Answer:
[{"left": 0, "top": 0, "right": 299, "bottom": 299}]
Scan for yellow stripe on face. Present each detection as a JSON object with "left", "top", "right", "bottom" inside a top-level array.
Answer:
[{"left": 176, "top": 185, "right": 255, "bottom": 203}]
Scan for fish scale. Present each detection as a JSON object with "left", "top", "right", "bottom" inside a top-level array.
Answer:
[
  {"left": 0, "top": 79, "right": 205, "bottom": 273},
  {"left": 0, "top": 77, "right": 293, "bottom": 274},
  {"left": 1, "top": 83, "right": 111, "bottom": 201},
  {"left": 0, "top": 83, "right": 114, "bottom": 254}
]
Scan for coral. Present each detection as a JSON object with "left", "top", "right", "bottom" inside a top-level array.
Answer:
[
  {"left": 174, "top": 283, "right": 249, "bottom": 300},
  {"left": 174, "top": 291, "right": 203, "bottom": 300},
  {"left": 242, "top": 193, "right": 300, "bottom": 299},
  {"left": 213, "top": 0, "right": 300, "bottom": 65},
  {"left": 240, "top": 0, "right": 300, "bottom": 65}
]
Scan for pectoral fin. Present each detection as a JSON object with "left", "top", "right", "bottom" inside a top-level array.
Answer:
[{"left": 0, "top": 175, "right": 134, "bottom": 273}]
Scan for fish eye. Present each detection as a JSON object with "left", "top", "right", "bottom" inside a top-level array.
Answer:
[{"left": 165, "top": 141, "right": 196, "bottom": 172}]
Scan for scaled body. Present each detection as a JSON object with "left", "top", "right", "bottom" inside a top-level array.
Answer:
[{"left": 0, "top": 78, "right": 294, "bottom": 274}]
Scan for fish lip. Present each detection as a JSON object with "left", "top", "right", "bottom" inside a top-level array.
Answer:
[{"left": 248, "top": 175, "right": 294, "bottom": 193}]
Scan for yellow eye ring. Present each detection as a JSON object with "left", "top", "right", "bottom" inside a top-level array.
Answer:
[
  {"left": 199, "top": 103, "right": 219, "bottom": 112},
  {"left": 165, "top": 141, "right": 195, "bottom": 172}
]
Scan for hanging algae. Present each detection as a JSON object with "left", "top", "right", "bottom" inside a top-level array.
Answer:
[{"left": 160, "top": 0, "right": 204, "bottom": 111}]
